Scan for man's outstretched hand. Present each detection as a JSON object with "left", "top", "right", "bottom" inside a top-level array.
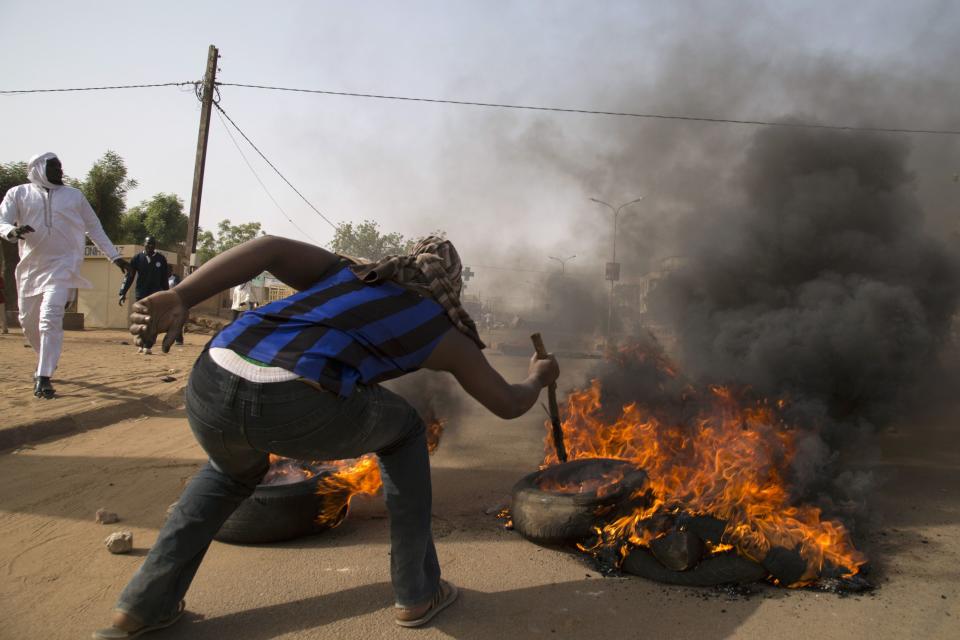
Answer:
[
  {"left": 12, "top": 224, "right": 34, "bottom": 239},
  {"left": 129, "top": 290, "right": 188, "bottom": 353}
]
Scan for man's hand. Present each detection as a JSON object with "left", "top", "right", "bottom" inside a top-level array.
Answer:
[
  {"left": 528, "top": 352, "right": 560, "bottom": 387},
  {"left": 118, "top": 295, "right": 126, "bottom": 306},
  {"left": 129, "top": 290, "right": 188, "bottom": 353},
  {"left": 113, "top": 257, "right": 130, "bottom": 273},
  {"left": 12, "top": 224, "right": 34, "bottom": 239}
]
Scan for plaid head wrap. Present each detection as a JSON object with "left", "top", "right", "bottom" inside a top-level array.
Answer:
[{"left": 348, "top": 236, "right": 485, "bottom": 349}]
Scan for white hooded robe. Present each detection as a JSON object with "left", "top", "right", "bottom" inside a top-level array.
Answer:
[{"left": 0, "top": 152, "right": 122, "bottom": 298}]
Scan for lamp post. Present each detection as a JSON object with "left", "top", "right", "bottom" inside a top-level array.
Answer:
[
  {"left": 548, "top": 254, "right": 577, "bottom": 275},
  {"left": 590, "top": 196, "right": 643, "bottom": 342}
]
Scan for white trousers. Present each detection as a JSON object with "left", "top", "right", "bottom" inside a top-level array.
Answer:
[{"left": 19, "top": 286, "right": 70, "bottom": 377}]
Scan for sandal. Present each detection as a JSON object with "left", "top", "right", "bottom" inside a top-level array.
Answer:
[
  {"left": 395, "top": 580, "right": 459, "bottom": 628},
  {"left": 92, "top": 600, "right": 186, "bottom": 639}
]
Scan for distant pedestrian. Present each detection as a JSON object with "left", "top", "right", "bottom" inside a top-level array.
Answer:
[
  {"left": 166, "top": 265, "right": 184, "bottom": 346},
  {"left": 0, "top": 152, "right": 128, "bottom": 398},
  {"left": 0, "top": 273, "right": 8, "bottom": 334},
  {"left": 119, "top": 237, "right": 169, "bottom": 354},
  {"left": 230, "top": 280, "right": 259, "bottom": 321},
  {"left": 167, "top": 265, "right": 181, "bottom": 290}
]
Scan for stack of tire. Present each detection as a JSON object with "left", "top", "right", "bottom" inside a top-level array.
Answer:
[{"left": 510, "top": 458, "right": 767, "bottom": 586}]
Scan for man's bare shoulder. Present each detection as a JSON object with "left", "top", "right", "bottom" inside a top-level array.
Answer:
[{"left": 422, "top": 328, "right": 483, "bottom": 374}]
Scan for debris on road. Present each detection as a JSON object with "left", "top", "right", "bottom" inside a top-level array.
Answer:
[
  {"left": 104, "top": 531, "right": 133, "bottom": 554},
  {"left": 95, "top": 508, "right": 119, "bottom": 524},
  {"left": 160, "top": 376, "right": 176, "bottom": 383}
]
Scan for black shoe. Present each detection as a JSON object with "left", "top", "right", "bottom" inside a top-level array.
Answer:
[{"left": 33, "top": 376, "right": 55, "bottom": 399}]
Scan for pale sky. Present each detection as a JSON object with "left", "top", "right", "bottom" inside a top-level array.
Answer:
[{"left": 2, "top": 1, "right": 957, "bottom": 295}]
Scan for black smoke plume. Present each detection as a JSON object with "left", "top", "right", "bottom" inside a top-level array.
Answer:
[{"left": 649, "top": 126, "right": 960, "bottom": 427}]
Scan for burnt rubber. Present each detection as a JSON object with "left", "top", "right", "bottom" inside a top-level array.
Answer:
[
  {"left": 215, "top": 470, "right": 349, "bottom": 545},
  {"left": 510, "top": 458, "right": 650, "bottom": 545},
  {"left": 622, "top": 547, "right": 768, "bottom": 586}
]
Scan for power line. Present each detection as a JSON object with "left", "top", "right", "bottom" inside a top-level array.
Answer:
[
  {"left": 0, "top": 81, "right": 195, "bottom": 94},
  {"left": 218, "top": 81, "right": 960, "bottom": 136},
  {"left": 213, "top": 102, "right": 339, "bottom": 230},
  {"left": 6, "top": 78, "right": 957, "bottom": 136},
  {"left": 214, "top": 108, "right": 322, "bottom": 245}
]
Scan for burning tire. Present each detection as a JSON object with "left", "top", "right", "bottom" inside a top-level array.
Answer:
[
  {"left": 510, "top": 458, "right": 650, "bottom": 545},
  {"left": 622, "top": 546, "right": 768, "bottom": 586},
  {"left": 215, "top": 466, "right": 349, "bottom": 545}
]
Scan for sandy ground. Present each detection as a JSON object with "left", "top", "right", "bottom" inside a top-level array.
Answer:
[
  {"left": 0, "top": 329, "right": 207, "bottom": 449},
  {"left": 0, "top": 350, "right": 957, "bottom": 639}
]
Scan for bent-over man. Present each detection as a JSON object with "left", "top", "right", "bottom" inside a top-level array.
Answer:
[{"left": 94, "top": 235, "right": 558, "bottom": 637}]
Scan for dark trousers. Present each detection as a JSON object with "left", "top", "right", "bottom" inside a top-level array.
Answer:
[{"left": 115, "top": 350, "right": 439, "bottom": 624}]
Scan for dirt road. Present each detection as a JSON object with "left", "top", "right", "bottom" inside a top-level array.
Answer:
[{"left": 0, "top": 352, "right": 957, "bottom": 639}]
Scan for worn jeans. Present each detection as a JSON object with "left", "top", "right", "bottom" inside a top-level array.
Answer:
[{"left": 116, "top": 350, "right": 439, "bottom": 625}]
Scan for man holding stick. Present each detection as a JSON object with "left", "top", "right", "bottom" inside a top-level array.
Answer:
[{"left": 95, "top": 235, "right": 558, "bottom": 637}]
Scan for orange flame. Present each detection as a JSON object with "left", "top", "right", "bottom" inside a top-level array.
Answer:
[
  {"left": 264, "top": 418, "right": 447, "bottom": 527},
  {"left": 548, "top": 352, "right": 866, "bottom": 586}
]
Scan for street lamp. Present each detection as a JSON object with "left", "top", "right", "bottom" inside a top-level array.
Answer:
[
  {"left": 548, "top": 254, "right": 577, "bottom": 275},
  {"left": 590, "top": 196, "right": 643, "bottom": 341}
]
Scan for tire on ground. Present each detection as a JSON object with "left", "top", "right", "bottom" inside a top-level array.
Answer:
[
  {"left": 622, "top": 547, "right": 768, "bottom": 586},
  {"left": 214, "top": 472, "right": 348, "bottom": 545},
  {"left": 510, "top": 458, "right": 649, "bottom": 545}
]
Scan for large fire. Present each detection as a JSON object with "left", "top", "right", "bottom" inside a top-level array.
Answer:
[
  {"left": 265, "top": 418, "right": 447, "bottom": 528},
  {"left": 546, "top": 345, "right": 866, "bottom": 586}
]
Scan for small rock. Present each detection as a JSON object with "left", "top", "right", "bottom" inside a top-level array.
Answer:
[
  {"left": 95, "top": 508, "right": 119, "bottom": 524},
  {"left": 160, "top": 376, "right": 176, "bottom": 383},
  {"left": 105, "top": 531, "right": 133, "bottom": 554},
  {"left": 120, "top": 341, "right": 130, "bottom": 345}
]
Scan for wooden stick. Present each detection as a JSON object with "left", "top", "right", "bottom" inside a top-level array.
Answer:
[{"left": 530, "top": 332, "right": 568, "bottom": 463}]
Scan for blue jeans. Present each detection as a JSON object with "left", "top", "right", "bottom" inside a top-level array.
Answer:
[{"left": 116, "top": 350, "right": 439, "bottom": 624}]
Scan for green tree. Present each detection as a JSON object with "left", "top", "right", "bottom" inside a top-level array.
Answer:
[
  {"left": 70, "top": 150, "right": 137, "bottom": 239},
  {"left": 120, "top": 193, "right": 187, "bottom": 249},
  {"left": 329, "top": 219, "right": 412, "bottom": 261},
  {"left": 196, "top": 219, "right": 265, "bottom": 264},
  {"left": 0, "top": 161, "right": 28, "bottom": 307}
]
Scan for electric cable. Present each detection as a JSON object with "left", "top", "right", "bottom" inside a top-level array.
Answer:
[
  {"left": 5, "top": 79, "right": 957, "bottom": 136},
  {"left": 0, "top": 82, "right": 195, "bottom": 94},
  {"left": 213, "top": 102, "right": 339, "bottom": 230},
  {"left": 217, "top": 82, "right": 960, "bottom": 136},
  {"left": 214, "top": 108, "right": 322, "bottom": 244}
]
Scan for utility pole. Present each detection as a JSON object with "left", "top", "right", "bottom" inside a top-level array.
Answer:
[{"left": 185, "top": 44, "right": 219, "bottom": 273}]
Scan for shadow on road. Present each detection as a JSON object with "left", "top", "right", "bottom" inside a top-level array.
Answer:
[{"left": 147, "top": 578, "right": 765, "bottom": 640}]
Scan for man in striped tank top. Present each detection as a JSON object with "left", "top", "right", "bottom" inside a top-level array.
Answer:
[{"left": 95, "top": 235, "right": 559, "bottom": 638}]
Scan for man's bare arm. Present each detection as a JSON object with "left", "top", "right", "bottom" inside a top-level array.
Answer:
[
  {"left": 130, "top": 236, "right": 340, "bottom": 351},
  {"left": 175, "top": 236, "right": 340, "bottom": 307},
  {"left": 423, "top": 329, "right": 559, "bottom": 419}
]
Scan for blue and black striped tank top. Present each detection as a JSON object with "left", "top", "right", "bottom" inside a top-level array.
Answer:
[{"left": 209, "top": 261, "right": 453, "bottom": 395}]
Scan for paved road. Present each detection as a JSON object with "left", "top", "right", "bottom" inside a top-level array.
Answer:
[{"left": 0, "top": 354, "right": 957, "bottom": 639}]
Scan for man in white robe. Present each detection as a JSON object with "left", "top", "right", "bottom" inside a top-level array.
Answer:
[
  {"left": 230, "top": 280, "right": 260, "bottom": 321},
  {"left": 0, "top": 152, "right": 129, "bottom": 398}
]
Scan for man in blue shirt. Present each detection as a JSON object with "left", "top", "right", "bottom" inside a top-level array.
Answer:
[
  {"left": 118, "top": 237, "right": 168, "bottom": 354},
  {"left": 95, "top": 235, "right": 559, "bottom": 637}
]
